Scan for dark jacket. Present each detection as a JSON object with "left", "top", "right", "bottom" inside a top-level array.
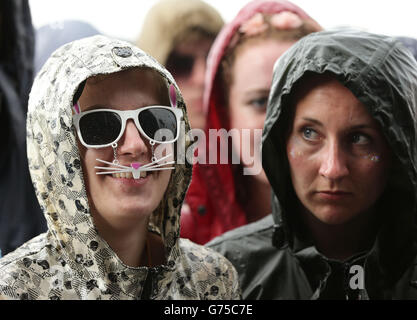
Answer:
[
  {"left": 0, "top": 0, "right": 46, "bottom": 256},
  {"left": 208, "top": 29, "right": 417, "bottom": 299}
]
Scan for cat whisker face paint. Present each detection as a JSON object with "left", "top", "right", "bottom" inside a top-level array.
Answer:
[{"left": 95, "top": 153, "right": 175, "bottom": 179}]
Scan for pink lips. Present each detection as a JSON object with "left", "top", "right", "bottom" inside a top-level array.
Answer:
[{"left": 316, "top": 191, "right": 352, "bottom": 201}]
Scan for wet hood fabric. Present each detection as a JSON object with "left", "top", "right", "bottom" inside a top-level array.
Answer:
[
  {"left": 182, "top": 0, "right": 322, "bottom": 245},
  {"left": 0, "top": 0, "right": 46, "bottom": 256},
  {"left": 396, "top": 37, "right": 417, "bottom": 61},
  {"left": 0, "top": 35, "right": 240, "bottom": 300},
  {"left": 208, "top": 29, "right": 417, "bottom": 299}
]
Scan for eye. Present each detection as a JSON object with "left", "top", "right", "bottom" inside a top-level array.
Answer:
[
  {"left": 351, "top": 133, "right": 371, "bottom": 145},
  {"left": 302, "top": 127, "right": 320, "bottom": 141},
  {"left": 248, "top": 96, "right": 268, "bottom": 111}
]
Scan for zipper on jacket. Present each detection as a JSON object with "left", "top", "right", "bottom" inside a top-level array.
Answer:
[
  {"left": 141, "top": 268, "right": 153, "bottom": 300},
  {"left": 343, "top": 262, "right": 351, "bottom": 300}
]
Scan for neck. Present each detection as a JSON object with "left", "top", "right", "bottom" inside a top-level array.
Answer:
[
  {"left": 301, "top": 206, "right": 378, "bottom": 261},
  {"left": 243, "top": 175, "right": 271, "bottom": 223},
  {"left": 92, "top": 212, "right": 150, "bottom": 267}
]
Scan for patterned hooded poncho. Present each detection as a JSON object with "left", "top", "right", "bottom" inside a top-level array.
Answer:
[{"left": 0, "top": 35, "right": 241, "bottom": 300}]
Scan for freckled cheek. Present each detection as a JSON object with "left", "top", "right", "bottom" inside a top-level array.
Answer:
[
  {"left": 355, "top": 157, "right": 389, "bottom": 187},
  {"left": 287, "top": 146, "right": 305, "bottom": 165},
  {"left": 286, "top": 136, "right": 314, "bottom": 163},
  {"left": 348, "top": 155, "right": 390, "bottom": 208}
]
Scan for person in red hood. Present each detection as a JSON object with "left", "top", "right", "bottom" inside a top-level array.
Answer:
[{"left": 181, "top": 0, "right": 322, "bottom": 244}]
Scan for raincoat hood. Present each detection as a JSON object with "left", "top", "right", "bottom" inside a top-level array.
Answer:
[
  {"left": 182, "top": 0, "right": 321, "bottom": 244},
  {"left": 0, "top": 35, "right": 240, "bottom": 300},
  {"left": 263, "top": 28, "right": 417, "bottom": 278},
  {"left": 136, "top": 0, "right": 224, "bottom": 65}
]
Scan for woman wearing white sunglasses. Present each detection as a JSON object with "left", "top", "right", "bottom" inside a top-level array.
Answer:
[{"left": 0, "top": 35, "right": 240, "bottom": 300}]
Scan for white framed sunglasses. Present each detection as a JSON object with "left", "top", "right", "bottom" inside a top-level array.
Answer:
[{"left": 73, "top": 105, "right": 183, "bottom": 149}]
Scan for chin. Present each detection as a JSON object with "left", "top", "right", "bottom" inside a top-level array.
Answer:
[
  {"left": 251, "top": 168, "right": 269, "bottom": 184},
  {"left": 116, "top": 199, "right": 158, "bottom": 218},
  {"left": 313, "top": 207, "right": 357, "bottom": 226}
]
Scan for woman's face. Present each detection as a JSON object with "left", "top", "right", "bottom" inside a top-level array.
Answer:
[
  {"left": 77, "top": 69, "right": 172, "bottom": 229},
  {"left": 228, "top": 39, "right": 295, "bottom": 181},
  {"left": 286, "top": 77, "right": 392, "bottom": 225}
]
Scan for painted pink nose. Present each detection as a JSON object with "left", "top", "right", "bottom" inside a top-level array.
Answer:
[{"left": 131, "top": 162, "right": 141, "bottom": 170}]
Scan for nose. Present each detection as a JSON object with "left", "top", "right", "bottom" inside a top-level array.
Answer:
[
  {"left": 318, "top": 140, "right": 349, "bottom": 180},
  {"left": 189, "top": 56, "right": 206, "bottom": 87},
  {"left": 117, "top": 119, "right": 148, "bottom": 157}
]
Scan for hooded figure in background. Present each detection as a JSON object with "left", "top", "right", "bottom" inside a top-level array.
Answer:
[
  {"left": 0, "top": 35, "right": 240, "bottom": 300},
  {"left": 0, "top": 0, "right": 46, "bottom": 256},
  {"left": 208, "top": 29, "right": 417, "bottom": 299},
  {"left": 34, "top": 20, "right": 100, "bottom": 75},
  {"left": 137, "top": 0, "right": 224, "bottom": 131}
]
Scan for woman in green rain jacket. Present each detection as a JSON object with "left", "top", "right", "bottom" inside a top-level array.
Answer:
[{"left": 208, "top": 29, "right": 417, "bottom": 300}]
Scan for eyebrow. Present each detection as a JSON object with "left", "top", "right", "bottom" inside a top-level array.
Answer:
[
  {"left": 302, "top": 117, "right": 323, "bottom": 126},
  {"left": 244, "top": 88, "right": 270, "bottom": 98},
  {"left": 82, "top": 104, "right": 109, "bottom": 112},
  {"left": 301, "top": 117, "right": 376, "bottom": 130}
]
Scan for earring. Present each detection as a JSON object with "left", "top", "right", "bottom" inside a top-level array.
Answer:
[
  {"left": 112, "top": 142, "right": 119, "bottom": 165},
  {"left": 150, "top": 140, "right": 156, "bottom": 162}
]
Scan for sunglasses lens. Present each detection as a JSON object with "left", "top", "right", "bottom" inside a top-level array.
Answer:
[
  {"left": 138, "top": 108, "right": 177, "bottom": 142},
  {"left": 79, "top": 111, "right": 121, "bottom": 146},
  {"left": 166, "top": 52, "right": 194, "bottom": 78}
]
